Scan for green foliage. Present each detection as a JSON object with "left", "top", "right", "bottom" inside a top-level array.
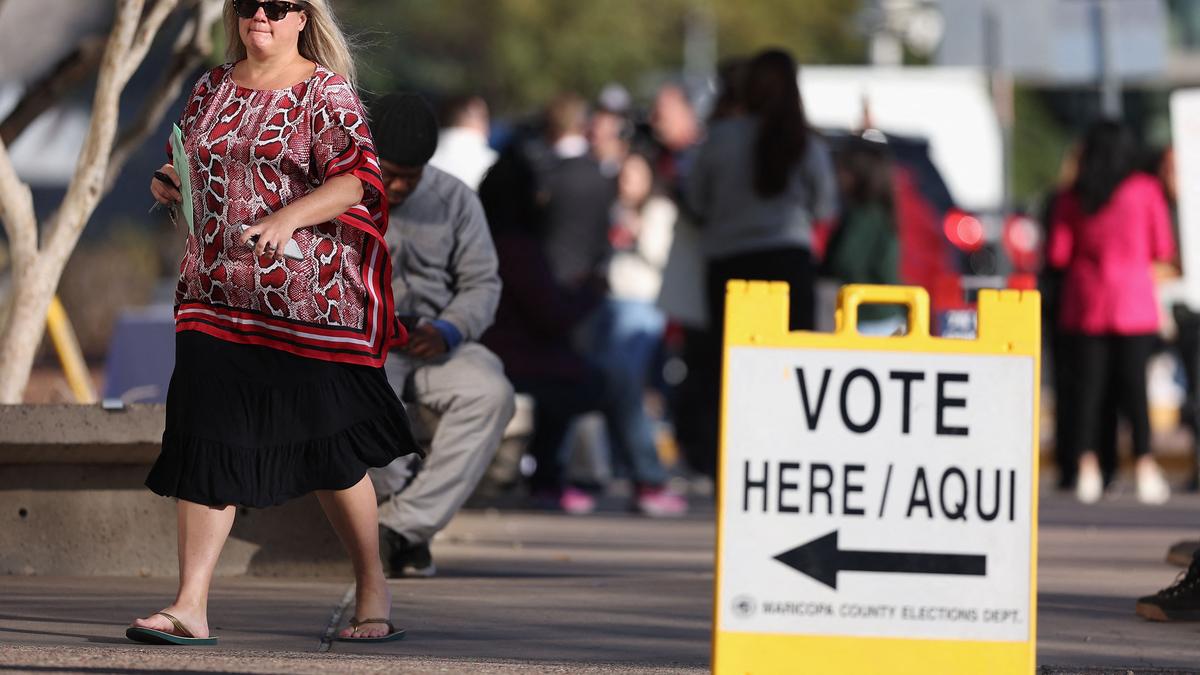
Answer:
[
  {"left": 1012, "top": 86, "right": 1070, "bottom": 210},
  {"left": 711, "top": 0, "right": 865, "bottom": 65},
  {"left": 338, "top": 0, "right": 865, "bottom": 114}
]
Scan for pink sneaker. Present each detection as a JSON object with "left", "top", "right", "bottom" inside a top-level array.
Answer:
[
  {"left": 560, "top": 486, "right": 596, "bottom": 515},
  {"left": 636, "top": 486, "right": 688, "bottom": 517}
]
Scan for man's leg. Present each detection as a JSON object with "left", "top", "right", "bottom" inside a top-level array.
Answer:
[{"left": 377, "top": 344, "right": 515, "bottom": 563}]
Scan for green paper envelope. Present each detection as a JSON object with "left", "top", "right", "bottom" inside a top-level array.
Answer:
[{"left": 170, "top": 123, "right": 194, "bottom": 234}]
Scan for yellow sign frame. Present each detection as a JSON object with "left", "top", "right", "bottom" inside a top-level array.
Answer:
[{"left": 714, "top": 282, "right": 1040, "bottom": 674}]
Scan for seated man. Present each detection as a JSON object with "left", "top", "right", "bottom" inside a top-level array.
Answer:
[{"left": 368, "top": 93, "right": 515, "bottom": 577}]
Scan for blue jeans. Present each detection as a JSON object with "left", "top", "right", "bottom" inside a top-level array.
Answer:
[{"left": 577, "top": 299, "right": 668, "bottom": 487}]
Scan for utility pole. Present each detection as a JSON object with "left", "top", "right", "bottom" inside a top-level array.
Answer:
[
  {"left": 683, "top": 0, "right": 717, "bottom": 102},
  {"left": 1094, "top": 0, "right": 1123, "bottom": 117},
  {"left": 869, "top": 0, "right": 904, "bottom": 66},
  {"left": 984, "top": 0, "right": 1013, "bottom": 213}
]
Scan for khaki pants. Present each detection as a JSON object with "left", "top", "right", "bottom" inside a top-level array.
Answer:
[{"left": 371, "top": 343, "right": 515, "bottom": 544}]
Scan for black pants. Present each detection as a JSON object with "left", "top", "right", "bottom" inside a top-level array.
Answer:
[
  {"left": 1065, "top": 333, "right": 1157, "bottom": 468},
  {"left": 1051, "top": 328, "right": 1117, "bottom": 487},
  {"left": 1173, "top": 304, "right": 1200, "bottom": 488},
  {"left": 683, "top": 247, "right": 815, "bottom": 479},
  {"left": 673, "top": 325, "right": 721, "bottom": 479},
  {"left": 705, "top": 247, "right": 816, "bottom": 334}
]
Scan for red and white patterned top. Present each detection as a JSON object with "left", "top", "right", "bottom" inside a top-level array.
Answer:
[{"left": 170, "top": 62, "right": 405, "bottom": 367}]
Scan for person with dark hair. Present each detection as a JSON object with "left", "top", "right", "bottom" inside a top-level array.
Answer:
[
  {"left": 709, "top": 58, "right": 750, "bottom": 124},
  {"left": 823, "top": 137, "right": 903, "bottom": 335},
  {"left": 590, "top": 83, "right": 633, "bottom": 177},
  {"left": 587, "top": 148, "right": 688, "bottom": 516},
  {"left": 684, "top": 48, "right": 837, "bottom": 482},
  {"left": 687, "top": 47, "right": 837, "bottom": 333},
  {"left": 367, "top": 93, "right": 514, "bottom": 577},
  {"left": 1047, "top": 119, "right": 1175, "bottom": 506},
  {"left": 535, "top": 92, "right": 616, "bottom": 289},
  {"left": 479, "top": 150, "right": 606, "bottom": 513}
]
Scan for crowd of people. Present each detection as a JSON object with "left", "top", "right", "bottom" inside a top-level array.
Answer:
[{"left": 461, "top": 49, "right": 890, "bottom": 517}]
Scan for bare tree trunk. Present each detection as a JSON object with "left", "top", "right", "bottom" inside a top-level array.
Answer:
[
  {"left": 0, "top": 0, "right": 184, "bottom": 403},
  {"left": 0, "top": 258, "right": 55, "bottom": 403}
]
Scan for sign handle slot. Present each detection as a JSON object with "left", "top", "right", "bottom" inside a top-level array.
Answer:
[{"left": 836, "top": 284, "right": 931, "bottom": 339}]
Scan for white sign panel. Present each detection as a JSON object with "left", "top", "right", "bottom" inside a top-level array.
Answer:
[
  {"left": 718, "top": 347, "right": 1034, "bottom": 642},
  {"left": 1171, "top": 89, "right": 1200, "bottom": 311}
]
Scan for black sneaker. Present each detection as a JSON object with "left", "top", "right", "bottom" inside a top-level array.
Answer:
[
  {"left": 1136, "top": 560, "right": 1200, "bottom": 621},
  {"left": 380, "top": 526, "right": 436, "bottom": 578}
]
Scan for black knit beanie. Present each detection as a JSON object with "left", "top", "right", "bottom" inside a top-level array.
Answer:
[{"left": 369, "top": 93, "right": 439, "bottom": 167}]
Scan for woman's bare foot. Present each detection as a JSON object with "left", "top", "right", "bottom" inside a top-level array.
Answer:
[
  {"left": 340, "top": 575, "right": 392, "bottom": 639},
  {"left": 130, "top": 604, "right": 209, "bottom": 638}
]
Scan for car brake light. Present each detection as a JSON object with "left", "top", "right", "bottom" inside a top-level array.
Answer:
[{"left": 943, "top": 209, "right": 984, "bottom": 252}]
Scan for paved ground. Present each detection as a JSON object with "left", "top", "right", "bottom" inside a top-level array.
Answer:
[{"left": 2, "top": 484, "right": 1200, "bottom": 673}]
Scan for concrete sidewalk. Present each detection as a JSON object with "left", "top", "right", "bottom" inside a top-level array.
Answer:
[
  {"left": 0, "top": 507, "right": 713, "bottom": 673},
  {"left": 2, "top": 487, "right": 1200, "bottom": 673}
]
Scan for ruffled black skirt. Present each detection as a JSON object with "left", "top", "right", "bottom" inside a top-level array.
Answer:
[{"left": 146, "top": 330, "right": 421, "bottom": 508}]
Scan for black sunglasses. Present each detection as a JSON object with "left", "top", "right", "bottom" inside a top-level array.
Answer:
[{"left": 233, "top": 0, "right": 306, "bottom": 21}]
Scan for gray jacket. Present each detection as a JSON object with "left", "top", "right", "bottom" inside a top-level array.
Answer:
[
  {"left": 386, "top": 166, "right": 501, "bottom": 342},
  {"left": 687, "top": 117, "right": 838, "bottom": 258}
]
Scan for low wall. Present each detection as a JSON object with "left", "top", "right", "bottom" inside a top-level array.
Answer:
[
  {"left": 1, "top": 404, "right": 353, "bottom": 577},
  {"left": 0, "top": 401, "right": 533, "bottom": 577}
]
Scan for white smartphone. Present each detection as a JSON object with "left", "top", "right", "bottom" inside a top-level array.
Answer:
[{"left": 240, "top": 224, "right": 303, "bottom": 260}]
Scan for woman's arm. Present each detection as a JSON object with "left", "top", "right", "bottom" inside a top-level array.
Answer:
[
  {"left": 239, "top": 173, "right": 364, "bottom": 260},
  {"left": 1146, "top": 178, "right": 1177, "bottom": 264}
]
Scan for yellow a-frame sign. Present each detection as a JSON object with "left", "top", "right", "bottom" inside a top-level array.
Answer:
[{"left": 714, "top": 283, "right": 1039, "bottom": 674}]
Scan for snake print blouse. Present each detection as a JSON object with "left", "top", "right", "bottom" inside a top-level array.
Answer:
[{"left": 170, "top": 62, "right": 404, "bottom": 366}]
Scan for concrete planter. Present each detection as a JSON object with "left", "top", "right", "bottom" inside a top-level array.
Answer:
[{"left": 0, "top": 404, "right": 349, "bottom": 577}]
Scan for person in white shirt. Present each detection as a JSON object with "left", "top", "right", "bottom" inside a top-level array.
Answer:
[{"left": 428, "top": 94, "right": 498, "bottom": 191}]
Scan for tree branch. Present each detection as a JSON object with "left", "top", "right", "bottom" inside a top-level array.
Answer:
[
  {"left": 118, "top": 0, "right": 182, "bottom": 85},
  {"left": 41, "top": 0, "right": 145, "bottom": 266},
  {"left": 104, "top": 0, "right": 222, "bottom": 192},
  {"left": 0, "top": 138, "right": 36, "bottom": 264},
  {"left": 0, "top": 37, "right": 106, "bottom": 145}
]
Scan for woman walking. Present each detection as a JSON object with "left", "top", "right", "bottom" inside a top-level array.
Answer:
[
  {"left": 128, "top": 0, "right": 418, "bottom": 644},
  {"left": 1048, "top": 120, "right": 1175, "bottom": 505}
]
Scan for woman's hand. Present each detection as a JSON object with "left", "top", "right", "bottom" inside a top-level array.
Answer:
[
  {"left": 150, "top": 163, "right": 181, "bottom": 204},
  {"left": 241, "top": 212, "right": 300, "bottom": 261}
]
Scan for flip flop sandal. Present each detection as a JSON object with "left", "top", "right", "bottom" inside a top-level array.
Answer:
[
  {"left": 334, "top": 617, "right": 407, "bottom": 643},
  {"left": 125, "top": 611, "right": 218, "bottom": 646}
]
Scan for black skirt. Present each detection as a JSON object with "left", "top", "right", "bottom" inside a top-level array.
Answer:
[{"left": 146, "top": 330, "right": 421, "bottom": 508}]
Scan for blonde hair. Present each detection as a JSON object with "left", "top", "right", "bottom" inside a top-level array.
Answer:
[{"left": 224, "top": 0, "right": 358, "bottom": 89}]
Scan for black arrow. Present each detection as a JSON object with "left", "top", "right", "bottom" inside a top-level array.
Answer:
[{"left": 774, "top": 530, "right": 987, "bottom": 590}]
